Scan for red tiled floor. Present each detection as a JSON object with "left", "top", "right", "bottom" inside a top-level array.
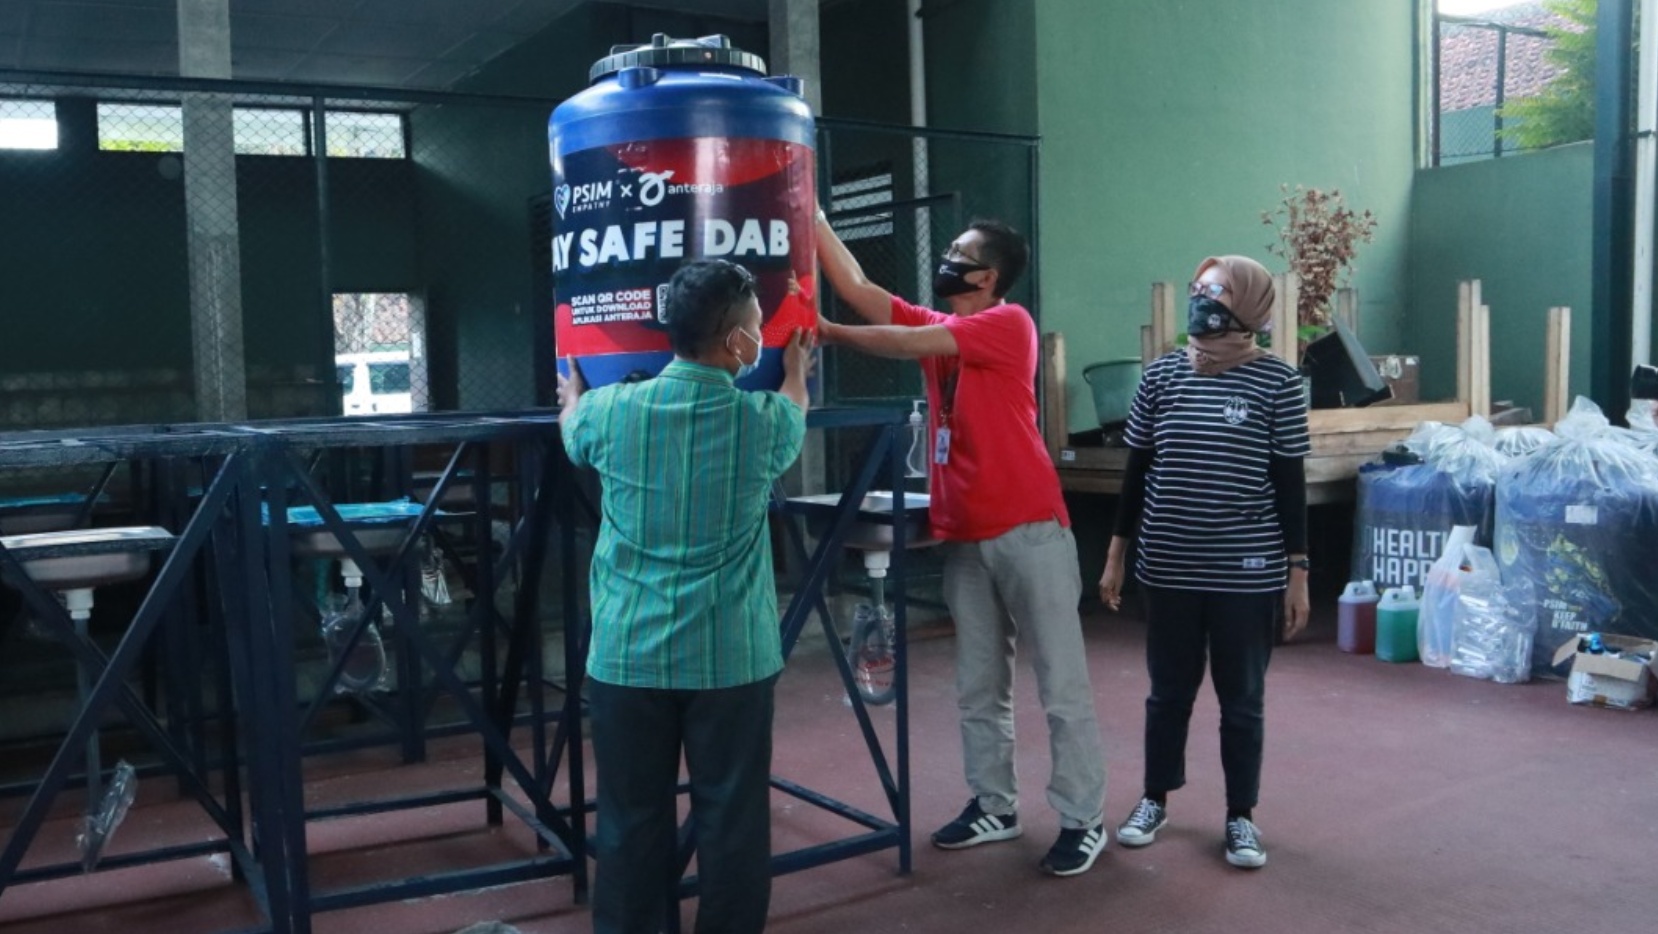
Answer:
[{"left": 3, "top": 597, "right": 1657, "bottom": 933}]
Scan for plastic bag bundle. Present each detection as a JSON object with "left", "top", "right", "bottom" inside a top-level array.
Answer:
[
  {"left": 1400, "top": 421, "right": 1459, "bottom": 461},
  {"left": 1353, "top": 418, "right": 1503, "bottom": 591},
  {"left": 1626, "top": 400, "right": 1658, "bottom": 453},
  {"left": 1494, "top": 397, "right": 1658, "bottom": 676},
  {"left": 1449, "top": 544, "right": 1533, "bottom": 683},
  {"left": 1419, "top": 525, "right": 1476, "bottom": 668},
  {"left": 1494, "top": 426, "right": 1556, "bottom": 460}
]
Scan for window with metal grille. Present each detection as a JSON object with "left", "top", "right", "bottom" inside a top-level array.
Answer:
[
  {"left": 325, "top": 111, "right": 406, "bottom": 159},
  {"left": 0, "top": 100, "right": 57, "bottom": 150},
  {"left": 95, "top": 103, "right": 406, "bottom": 158},
  {"left": 829, "top": 167, "right": 895, "bottom": 240}
]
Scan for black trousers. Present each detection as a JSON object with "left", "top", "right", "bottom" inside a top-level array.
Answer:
[
  {"left": 589, "top": 674, "right": 777, "bottom": 934},
  {"left": 1140, "top": 586, "right": 1278, "bottom": 811}
]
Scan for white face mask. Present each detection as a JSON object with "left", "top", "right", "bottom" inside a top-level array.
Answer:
[{"left": 728, "top": 326, "right": 761, "bottom": 379}]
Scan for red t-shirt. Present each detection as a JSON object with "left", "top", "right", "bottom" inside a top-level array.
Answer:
[{"left": 891, "top": 296, "right": 1070, "bottom": 541}]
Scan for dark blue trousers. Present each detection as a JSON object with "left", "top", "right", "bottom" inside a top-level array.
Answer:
[
  {"left": 1140, "top": 586, "right": 1278, "bottom": 811},
  {"left": 588, "top": 674, "right": 777, "bottom": 934}
]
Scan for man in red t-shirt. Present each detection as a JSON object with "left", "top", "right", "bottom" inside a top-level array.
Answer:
[{"left": 814, "top": 212, "right": 1108, "bottom": 877}]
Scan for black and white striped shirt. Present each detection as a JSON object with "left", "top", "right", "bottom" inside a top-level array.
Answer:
[{"left": 1124, "top": 351, "right": 1311, "bottom": 593}]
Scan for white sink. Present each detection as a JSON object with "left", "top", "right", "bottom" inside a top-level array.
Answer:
[
  {"left": 791, "top": 491, "right": 933, "bottom": 550},
  {"left": 0, "top": 526, "right": 174, "bottom": 590}
]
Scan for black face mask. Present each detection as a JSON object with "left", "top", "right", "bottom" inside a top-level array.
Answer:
[
  {"left": 934, "top": 258, "right": 990, "bottom": 297},
  {"left": 1187, "top": 296, "right": 1246, "bottom": 337}
]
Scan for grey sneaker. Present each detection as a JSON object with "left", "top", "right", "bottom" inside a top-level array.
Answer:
[
  {"left": 1039, "top": 824, "right": 1106, "bottom": 877},
  {"left": 932, "top": 798, "right": 1021, "bottom": 849},
  {"left": 1225, "top": 816, "right": 1267, "bottom": 868},
  {"left": 1115, "top": 798, "right": 1168, "bottom": 847}
]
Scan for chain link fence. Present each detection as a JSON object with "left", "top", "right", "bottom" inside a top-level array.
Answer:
[
  {"left": 814, "top": 118, "right": 1039, "bottom": 493},
  {"left": 1433, "top": 13, "right": 1563, "bottom": 165},
  {"left": 0, "top": 76, "right": 555, "bottom": 430}
]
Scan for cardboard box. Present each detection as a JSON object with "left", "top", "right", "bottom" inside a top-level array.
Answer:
[
  {"left": 1552, "top": 634, "right": 1658, "bottom": 710},
  {"left": 1371, "top": 355, "right": 1420, "bottom": 406}
]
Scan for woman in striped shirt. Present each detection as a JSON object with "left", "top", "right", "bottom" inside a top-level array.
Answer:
[{"left": 1098, "top": 255, "right": 1310, "bottom": 870}]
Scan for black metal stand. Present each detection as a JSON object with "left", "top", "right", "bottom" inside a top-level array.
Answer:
[
  {"left": 239, "top": 416, "right": 585, "bottom": 934},
  {"left": 0, "top": 413, "right": 592, "bottom": 934},
  {"left": 0, "top": 429, "right": 262, "bottom": 902}
]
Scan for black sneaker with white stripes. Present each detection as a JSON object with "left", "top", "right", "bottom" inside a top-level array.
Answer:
[
  {"left": 931, "top": 798, "right": 1021, "bottom": 849},
  {"left": 1039, "top": 824, "right": 1106, "bottom": 877}
]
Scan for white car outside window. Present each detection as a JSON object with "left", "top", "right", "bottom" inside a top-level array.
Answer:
[{"left": 337, "top": 351, "right": 413, "bottom": 415}]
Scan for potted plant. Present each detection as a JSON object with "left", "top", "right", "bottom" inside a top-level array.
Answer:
[{"left": 1261, "top": 185, "right": 1377, "bottom": 348}]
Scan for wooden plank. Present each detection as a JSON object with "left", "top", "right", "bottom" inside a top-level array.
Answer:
[
  {"left": 1544, "top": 306, "right": 1572, "bottom": 425},
  {"left": 1307, "top": 401, "right": 1470, "bottom": 433},
  {"left": 1456, "top": 279, "right": 1480, "bottom": 406},
  {"left": 1472, "top": 302, "right": 1492, "bottom": 418},
  {"left": 1305, "top": 453, "right": 1376, "bottom": 484},
  {"left": 1334, "top": 287, "right": 1358, "bottom": 333},
  {"left": 1309, "top": 428, "right": 1418, "bottom": 458},
  {"left": 1057, "top": 469, "right": 1123, "bottom": 495},
  {"left": 1159, "top": 282, "right": 1179, "bottom": 353},
  {"left": 1270, "top": 272, "right": 1298, "bottom": 366},
  {"left": 1056, "top": 446, "right": 1128, "bottom": 471},
  {"left": 1150, "top": 282, "right": 1176, "bottom": 358},
  {"left": 1042, "top": 331, "right": 1067, "bottom": 460}
]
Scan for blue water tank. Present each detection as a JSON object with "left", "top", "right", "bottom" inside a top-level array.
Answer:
[{"left": 549, "top": 34, "right": 818, "bottom": 390}]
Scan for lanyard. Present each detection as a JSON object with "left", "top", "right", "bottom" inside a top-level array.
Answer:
[{"left": 939, "top": 362, "right": 961, "bottom": 426}]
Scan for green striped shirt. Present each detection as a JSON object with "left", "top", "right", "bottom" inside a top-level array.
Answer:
[{"left": 562, "top": 360, "right": 806, "bottom": 689}]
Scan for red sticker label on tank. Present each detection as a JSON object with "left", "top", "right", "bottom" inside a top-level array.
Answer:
[{"left": 551, "top": 138, "right": 817, "bottom": 359}]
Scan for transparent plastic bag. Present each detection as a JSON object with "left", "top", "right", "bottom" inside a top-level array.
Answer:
[
  {"left": 321, "top": 596, "right": 389, "bottom": 694},
  {"left": 419, "top": 534, "right": 452, "bottom": 606},
  {"left": 1494, "top": 426, "right": 1556, "bottom": 460},
  {"left": 77, "top": 759, "right": 137, "bottom": 872},
  {"left": 850, "top": 602, "right": 896, "bottom": 706},
  {"left": 1419, "top": 525, "right": 1476, "bottom": 668},
  {"left": 1449, "top": 545, "right": 1533, "bottom": 684}
]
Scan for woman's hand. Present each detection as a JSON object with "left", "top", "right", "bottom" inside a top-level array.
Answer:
[
  {"left": 1282, "top": 566, "right": 1311, "bottom": 641},
  {"left": 1098, "top": 536, "right": 1130, "bottom": 611}
]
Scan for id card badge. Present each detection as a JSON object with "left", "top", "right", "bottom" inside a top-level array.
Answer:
[{"left": 933, "top": 427, "right": 951, "bottom": 465}]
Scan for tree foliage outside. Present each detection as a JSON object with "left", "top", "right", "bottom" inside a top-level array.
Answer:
[{"left": 1496, "top": 0, "right": 1597, "bottom": 149}]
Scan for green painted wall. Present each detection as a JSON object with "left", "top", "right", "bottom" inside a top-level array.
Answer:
[
  {"left": 1034, "top": 0, "right": 1419, "bottom": 434},
  {"left": 1407, "top": 141, "right": 1593, "bottom": 413}
]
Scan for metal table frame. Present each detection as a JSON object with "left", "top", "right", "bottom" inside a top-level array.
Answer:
[
  {"left": 239, "top": 415, "right": 586, "bottom": 933},
  {"left": 0, "top": 428, "right": 263, "bottom": 901},
  {"left": 0, "top": 413, "right": 594, "bottom": 934}
]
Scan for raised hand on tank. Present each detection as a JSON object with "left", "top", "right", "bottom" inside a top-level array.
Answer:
[
  {"left": 783, "top": 327, "right": 816, "bottom": 377},
  {"left": 556, "top": 356, "right": 584, "bottom": 422}
]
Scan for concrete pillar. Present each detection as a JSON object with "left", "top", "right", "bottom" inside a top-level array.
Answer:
[
  {"left": 178, "top": 0, "right": 247, "bottom": 421},
  {"left": 771, "top": 0, "right": 827, "bottom": 497},
  {"left": 768, "top": 0, "right": 822, "bottom": 114}
]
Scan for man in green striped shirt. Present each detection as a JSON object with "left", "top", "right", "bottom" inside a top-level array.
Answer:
[{"left": 559, "top": 258, "right": 813, "bottom": 934}]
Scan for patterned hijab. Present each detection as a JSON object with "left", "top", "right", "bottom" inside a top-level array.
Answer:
[{"left": 1186, "top": 255, "right": 1275, "bottom": 376}]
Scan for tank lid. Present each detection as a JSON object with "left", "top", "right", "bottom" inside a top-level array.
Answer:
[{"left": 590, "top": 33, "right": 767, "bottom": 83}]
